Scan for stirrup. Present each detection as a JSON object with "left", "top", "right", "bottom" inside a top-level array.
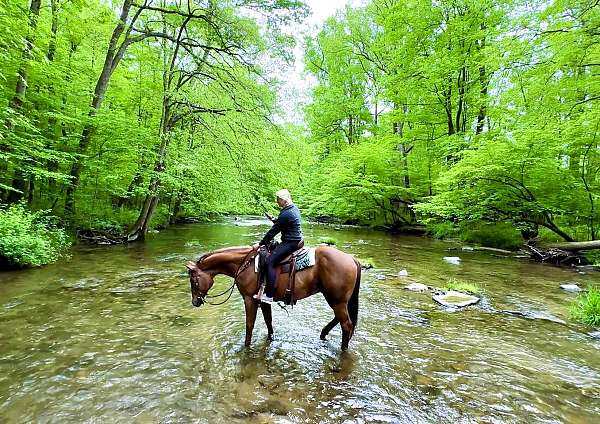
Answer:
[{"left": 258, "top": 295, "right": 273, "bottom": 304}]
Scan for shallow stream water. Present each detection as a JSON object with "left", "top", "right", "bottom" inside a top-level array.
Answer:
[{"left": 1, "top": 218, "right": 599, "bottom": 423}]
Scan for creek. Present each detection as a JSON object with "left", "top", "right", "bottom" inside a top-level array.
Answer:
[{"left": 1, "top": 217, "right": 599, "bottom": 423}]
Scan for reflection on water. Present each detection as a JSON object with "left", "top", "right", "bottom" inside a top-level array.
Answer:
[{"left": 1, "top": 218, "right": 600, "bottom": 423}]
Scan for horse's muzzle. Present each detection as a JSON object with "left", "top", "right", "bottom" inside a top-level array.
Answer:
[{"left": 192, "top": 297, "right": 204, "bottom": 307}]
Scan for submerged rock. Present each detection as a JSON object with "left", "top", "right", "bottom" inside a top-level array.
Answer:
[
  {"left": 433, "top": 290, "right": 480, "bottom": 308},
  {"left": 257, "top": 374, "right": 284, "bottom": 390},
  {"left": 405, "top": 282, "right": 429, "bottom": 292},
  {"left": 560, "top": 283, "right": 582, "bottom": 293},
  {"left": 499, "top": 310, "right": 567, "bottom": 325},
  {"left": 398, "top": 269, "right": 409, "bottom": 277},
  {"left": 443, "top": 256, "right": 461, "bottom": 265}
]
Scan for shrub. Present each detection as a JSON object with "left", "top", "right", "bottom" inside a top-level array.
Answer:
[
  {"left": 73, "top": 207, "right": 139, "bottom": 235},
  {"left": 584, "top": 251, "right": 600, "bottom": 267},
  {"left": 319, "top": 236, "right": 337, "bottom": 245},
  {"left": 356, "top": 256, "right": 377, "bottom": 268},
  {"left": 460, "top": 222, "right": 522, "bottom": 250},
  {"left": 570, "top": 286, "right": 600, "bottom": 327},
  {"left": 428, "top": 222, "right": 458, "bottom": 239},
  {"left": 445, "top": 278, "right": 482, "bottom": 295},
  {"left": 0, "top": 204, "right": 70, "bottom": 268}
]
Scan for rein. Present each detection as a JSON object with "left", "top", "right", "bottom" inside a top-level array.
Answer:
[{"left": 201, "top": 248, "right": 257, "bottom": 306}]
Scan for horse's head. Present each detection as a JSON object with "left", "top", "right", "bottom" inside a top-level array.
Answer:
[{"left": 186, "top": 260, "right": 215, "bottom": 307}]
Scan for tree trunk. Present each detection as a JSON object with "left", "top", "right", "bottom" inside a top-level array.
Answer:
[
  {"left": 455, "top": 66, "right": 466, "bottom": 133},
  {"left": 117, "top": 171, "right": 144, "bottom": 207},
  {"left": 64, "top": 0, "right": 135, "bottom": 215},
  {"left": 476, "top": 27, "right": 488, "bottom": 135},
  {"left": 127, "top": 146, "right": 168, "bottom": 241},
  {"left": 127, "top": 99, "right": 172, "bottom": 242},
  {"left": 3, "top": 0, "right": 42, "bottom": 203},
  {"left": 541, "top": 220, "right": 575, "bottom": 242},
  {"left": 348, "top": 115, "right": 353, "bottom": 144},
  {"left": 170, "top": 189, "right": 184, "bottom": 224},
  {"left": 444, "top": 77, "right": 454, "bottom": 136},
  {"left": 47, "top": 0, "right": 59, "bottom": 61},
  {"left": 10, "top": 0, "right": 41, "bottom": 112}
]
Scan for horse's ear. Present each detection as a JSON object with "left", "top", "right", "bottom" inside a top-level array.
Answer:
[{"left": 186, "top": 261, "right": 197, "bottom": 271}]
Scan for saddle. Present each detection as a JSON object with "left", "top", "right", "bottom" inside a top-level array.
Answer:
[{"left": 257, "top": 241, "right": 308, "bottom": 306}]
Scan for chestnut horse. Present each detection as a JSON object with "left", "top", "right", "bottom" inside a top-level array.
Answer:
[{"left": 186, "top": 246, "right": 361, "bottom": 350}]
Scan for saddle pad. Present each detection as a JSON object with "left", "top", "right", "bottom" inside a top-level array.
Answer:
[
  {"left": 295, "top": 248, "right": 316, "bottom": 271},
  {"left": 254, "top": 248, "right": 316, "bottom": 272}
]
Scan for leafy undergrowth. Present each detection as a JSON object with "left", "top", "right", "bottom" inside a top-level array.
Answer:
[
  {"left": 318, "top": 236, "right": 338, "bottom": 245},
  {"left": 0, "top": 203, "right": 70, "bottom": 268},
  {"left": 355, "top": 256, "right": 377, "bottom": 269},
  {"left": 570, "top": 286, "right": 600, "bottom": 327},
  {"left": 445, "top": 278, "right": 482, "bottom": 295}
]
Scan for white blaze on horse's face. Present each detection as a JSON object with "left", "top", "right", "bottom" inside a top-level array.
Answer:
[{"left": 186, "top": 261, "right": 214, "bottom": 307}]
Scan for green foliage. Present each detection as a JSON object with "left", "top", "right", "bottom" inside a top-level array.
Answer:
[
  {"left": 0, "top": 204, "right": 70, "bottom": 268},
  {"left": 355, "top": 256, "right": 377, "bottom": 268},
  {"left": 570, "top": 287, "right": 600, "bottom": 328},
  {"left": 460, "top": 223, "right": 523, "bottom": 251},
  {"left": 0, "top": 0, "right": 309, "bottom": 245},
  {"left": 300, "top": 135, "right": 418, "bottom": 226},
  {"left": 74, "top": 208, "right": 140, "bottom": 235},
  {"left": 584, "top": 251, "right": 600, "bottom": 267},
  {"left": 1, "top": 0, "right": 600, "bottom": 264},
  {"left": 318, "top": 236, "right": 337, "bottom": 245},
  {"left": 428, "top": 222, "right": 459, "bottom": 240},
  {"left": 445, "top": 278, "right": 482, "bottom": 295},
  {"left": 302, "top": 0, "right": 600, "bottom": 245}
]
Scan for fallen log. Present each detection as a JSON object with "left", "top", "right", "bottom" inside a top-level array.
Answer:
[
  {"left": 523, "top": 245, "right": 587, "bottom": 266},
  {"left": 78, "top": 230, "right": 125, "bottom": 245},
  {"left": 449, "top": 246, "right": 514, "bottom": 254},
  {"left": 542, "top": 240, "right": 600, "bottom": 251}
]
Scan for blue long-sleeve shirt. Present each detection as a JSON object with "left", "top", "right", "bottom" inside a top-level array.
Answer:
[{"left": 260, "top": 204, "right": 303, "bottom": 245}]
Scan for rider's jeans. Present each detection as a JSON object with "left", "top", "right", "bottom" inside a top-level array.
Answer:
[{"left": 265, "top": 240, "right": 302, "bottom": 298}]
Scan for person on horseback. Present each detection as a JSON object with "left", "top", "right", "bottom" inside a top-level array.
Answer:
[{"left": 253, "top": 189, "right": 303, "bottom": 304}]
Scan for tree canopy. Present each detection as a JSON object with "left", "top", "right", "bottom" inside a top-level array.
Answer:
[{"left": 1, "top": 0, "right": 599, "bottom": 252}]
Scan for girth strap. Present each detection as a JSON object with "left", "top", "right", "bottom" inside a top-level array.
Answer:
[{"left": 284, "top": 255, "right": 298, "bottom": 306}]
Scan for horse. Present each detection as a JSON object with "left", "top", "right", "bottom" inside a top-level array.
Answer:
[{"left": 185, "top": 245, "right": 361, "bottom": 350}]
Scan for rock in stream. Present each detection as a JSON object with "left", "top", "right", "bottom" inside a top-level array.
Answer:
[{"left": 432, "top": 290, "right": 480, "bottom": 308}]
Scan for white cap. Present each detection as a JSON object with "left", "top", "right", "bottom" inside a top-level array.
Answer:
[{"left": 276, "top": 188, "right": 292, "bottom": 204}]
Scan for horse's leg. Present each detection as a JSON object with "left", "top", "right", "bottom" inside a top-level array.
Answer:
[
  {"left": 332, "top": 303, "right": 354, "bottom": 351},
  {"left": 260, "top": 302, "right": 274, "bottom": 341},
  {"left": 320, "top": 317, "right": 339, "bottom": 340},
  {"left": 243, "top": 295, "right": 258, "bottom": 347},
  {"left": 320, "top": 292, "right": 338, "bottom": 340}
]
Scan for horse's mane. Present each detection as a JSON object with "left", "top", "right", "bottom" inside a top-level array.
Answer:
[{"left": 197, "top": 246, "right": 252, "bottom": 263}]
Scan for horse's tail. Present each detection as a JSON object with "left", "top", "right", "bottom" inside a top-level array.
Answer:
[{"left": 349, "top": 259, "right": 361, "bottom": 330}]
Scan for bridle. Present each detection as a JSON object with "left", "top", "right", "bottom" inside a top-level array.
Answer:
[{"left": 191, "top": 247, "right": 257, "bottom": 306}]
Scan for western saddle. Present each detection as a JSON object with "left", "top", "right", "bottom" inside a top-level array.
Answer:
[{"left": 257, "top": 241, "right": 309, "bottom": 305}]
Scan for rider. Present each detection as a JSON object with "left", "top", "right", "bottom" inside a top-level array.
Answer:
[{"left": 253, "top": 189, "right": 303, "bottom": 303}]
